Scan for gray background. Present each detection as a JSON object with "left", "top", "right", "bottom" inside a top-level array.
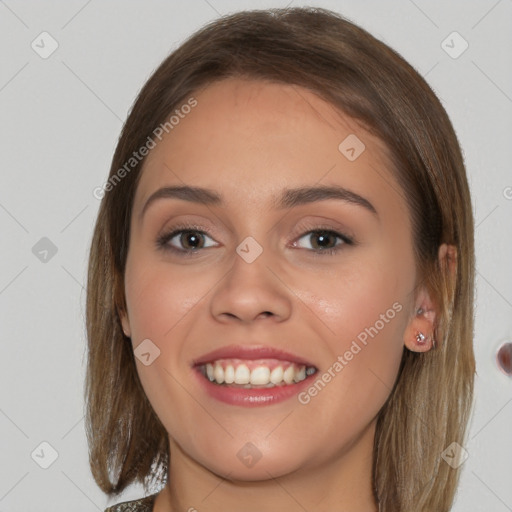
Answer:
[{"left": 0, "top": 1, "right": 511, "bottom": 510}]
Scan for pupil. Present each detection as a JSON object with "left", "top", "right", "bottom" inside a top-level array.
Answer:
[
  {"left": 314, "top": 231, "right": 333, "bottom": 249},
  {"left": 182, "top": 231, "right": 202, "bottom": 249},
  {"left": 178, "top": 231, "right": 335, "bottom": 251}
]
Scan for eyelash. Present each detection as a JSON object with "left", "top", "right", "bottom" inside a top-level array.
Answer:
[{"left": 155, "top": 222, "right": 354, "bottom": 257}]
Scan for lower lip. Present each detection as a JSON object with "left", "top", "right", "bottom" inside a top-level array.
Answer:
[{"left": 193, "top": 367, "right": 314, "bottom": 407}]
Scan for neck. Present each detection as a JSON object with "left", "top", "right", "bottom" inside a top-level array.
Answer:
[{"left": 154, "top": 420, "right": 378, "bottom": 512}]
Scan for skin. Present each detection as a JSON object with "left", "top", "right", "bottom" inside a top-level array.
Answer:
[{"left": 120, "top": 77, "right": 449, "bottom": 512}]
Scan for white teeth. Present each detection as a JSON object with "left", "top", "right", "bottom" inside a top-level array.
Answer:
[
  {"left": 206, "top": 363, "right": 214, "bottom": 381},
  {"left": 294, "top": 366, "right": 306, "bottom": 383},
  {"left": 234, "top": 364, "right": 250, "bottom": 384},
  {"left": 283, "top": 366, "right": 295, "bottom": 384},
  {"left": 269, "top": 366, "right": 284, "bottom": 384},
  {"left": 203, "top": 361, "right": 316, "bottom": 387},
  {"left": 250, "top": 366, "right": 270, "bottom": 385},
  {"left": 214, "top": 363, "right": 224, "bottom": 384},
  {"left": 224, "top": 364, "right": 235, "bottom": 384}
]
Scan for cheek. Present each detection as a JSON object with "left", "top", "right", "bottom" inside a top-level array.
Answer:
[
  {"left": 124, "top": 260, "right": 205, "bottom": 341},
  {"left": 123, "top": 262, "right": 214, "bottom": 438},
  {"left": 304, "top": 256, "right": 408, "bottom": 347},
  {"left": 297, "top": 253, "right": 410, "bottom": 417}
]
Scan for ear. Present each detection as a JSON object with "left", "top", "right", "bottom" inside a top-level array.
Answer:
[
  {"left": 403, "top": 243, "right": 457, "bottom": 352},
  {"left": 438, "top": 242, "right": 457, "bottom": 275},
  {"left": 403, "top": 287, "right": 437, "bottom": 353},
  {"left": 118, "top": 306, "right": 132, "bottom": 338}
]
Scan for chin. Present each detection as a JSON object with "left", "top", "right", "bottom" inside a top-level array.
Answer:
[{"left": 192, "top": 442, "right": 309, "bottom": 481}]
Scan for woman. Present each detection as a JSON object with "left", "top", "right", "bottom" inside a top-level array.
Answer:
[{"left": 86, "top": 7, "right": 475, "bottom": 512}]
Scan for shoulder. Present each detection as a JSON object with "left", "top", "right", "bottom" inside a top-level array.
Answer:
[{"left": 104, "top": 493, "right": 158, "bottom": 512}]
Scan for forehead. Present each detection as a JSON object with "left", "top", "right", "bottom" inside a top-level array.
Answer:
[{"left": 134, "top": 77, "right": 403, "bottom": 218}]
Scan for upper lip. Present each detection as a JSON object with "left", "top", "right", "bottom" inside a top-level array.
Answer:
[{"left": 192, "top": 344, "right": 316, "bottom": 367}]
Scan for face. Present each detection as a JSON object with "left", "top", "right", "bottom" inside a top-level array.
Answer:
[{"left": 120, "top": 78, "right": 420, "bottom": 480}]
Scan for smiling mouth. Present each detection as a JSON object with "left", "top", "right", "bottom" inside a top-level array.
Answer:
[{"left": 196, "top": 358, "right": 318, "bottom": 389}]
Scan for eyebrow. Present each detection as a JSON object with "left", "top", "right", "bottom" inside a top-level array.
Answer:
[{"left": 139, "top": 184, "right": 377, "bottom": 222}]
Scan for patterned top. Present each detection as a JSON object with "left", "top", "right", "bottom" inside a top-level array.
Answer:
[{"left": 104, "top": 493, "right": 158, "bottom": 512}]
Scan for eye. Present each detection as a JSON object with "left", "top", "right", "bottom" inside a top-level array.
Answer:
[
  {"left": 156, "top": 224, "right": 354, "bottom": 256},
  {"left": 156, "top": 226, "right": 217, "bottom": 253},
  {"left": 293, "top": 229, "right": 353, "bottom": 255}
]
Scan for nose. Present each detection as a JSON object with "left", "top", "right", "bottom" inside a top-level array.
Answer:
[{"left": 209, "top": 249, "right": 293, "bottom": 325}]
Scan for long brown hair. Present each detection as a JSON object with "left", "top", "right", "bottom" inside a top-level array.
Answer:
[{"left": 85, "top": 7, "right": 475, "bottom": 511}]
